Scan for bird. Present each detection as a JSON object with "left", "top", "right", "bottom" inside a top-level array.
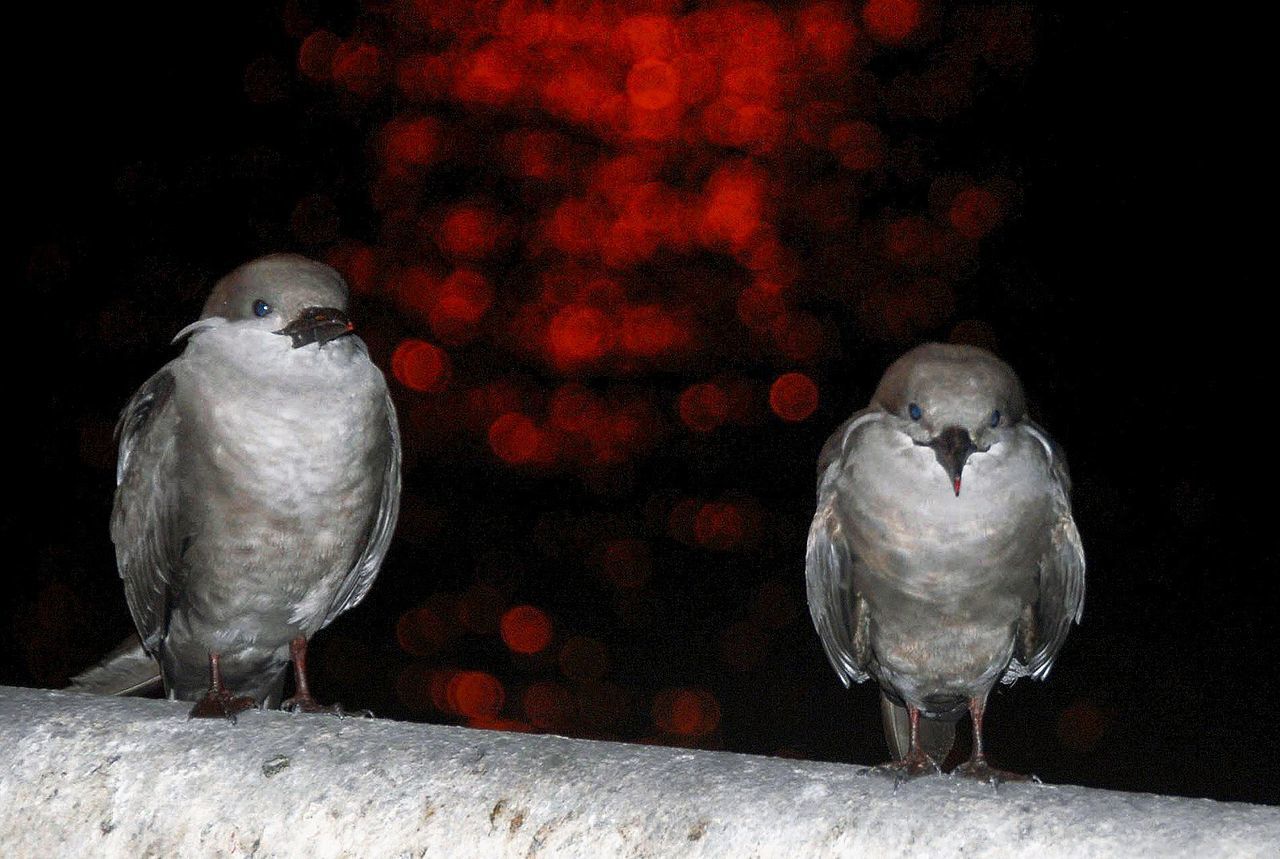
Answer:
[
  {"left": 805, "top": 343, "right": 1084, "bottom": 781},
  {"left": 71, "top": 254, "right": 401, "bottom": 719}
]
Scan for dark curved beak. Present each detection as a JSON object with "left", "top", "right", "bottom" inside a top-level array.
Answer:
[
  {"left": 275, "top": 306, "right": 353, "bottom": 349},
  {"left": 918, "top": 426, "right": 976, "bottom": 496}
]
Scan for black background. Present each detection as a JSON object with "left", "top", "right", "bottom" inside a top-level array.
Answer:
[{"left": 9, "top": 2, "right": 1273, "bottom": 805}]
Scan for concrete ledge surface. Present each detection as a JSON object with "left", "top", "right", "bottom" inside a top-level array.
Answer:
[{"left": 0, "top": 685, "right": 1276, "bottom": 857}]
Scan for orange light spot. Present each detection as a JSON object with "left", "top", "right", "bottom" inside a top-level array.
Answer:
[
  {"left": 862, "top": 0, "right": 922, "bottom": 46},
  {"left": 500, "top": 604, "right": 554, "bottom": 654},
  {"left": 547, "top": 304, "right": 613, "bottom": 364},
  {"left": 558, "top": 636, "right": 608, "bottom": 680},
  {"left": 626, "top": 59, "right": 680, "bottom": 111},
  {"left": 770, "top": 372, "right": 819, "bottom": 422},
  {"left": 829, "top": 120, "right": 885, "bottom": 171},
  {"left": 678, "top": 383, "right": 729, "bottom": 433},
  {"left": 694, "top": 502, "right": 745, "bottom": 550},
  {"left": 447, "top": 670, "right": 505, "bottom": 719},
  {"left": 523, "top": 681, "right": 575, "bottom": 731},
  {"left": 391, "top": 339, "right": 451, "bottom": 393},
  {"left": 385, "top": 117, "right": 441, "bottom": 167},
  {"left": 948, "top": 187, "right": 1003, "bottom": 239},
  {"left": 488, "top": 412, "right": 542, "bottom": 464},
  {"left": 653, "top": 687, "right": 721, "bottom": 736}
]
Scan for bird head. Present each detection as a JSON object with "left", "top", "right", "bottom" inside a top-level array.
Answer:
[
  {"left": 872, "top": 343, "right": 1026, "bottom": 496},
  {"left": 189, "top": 254, "right": 355, "bottom": 349}
]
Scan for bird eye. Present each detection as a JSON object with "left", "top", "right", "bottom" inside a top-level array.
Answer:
[
  {"left": 908, "top": 403, "right": 922, "bottom": 421},
  {"left": 990, "top": 410, "right": 1001, "bottom": 428},
  {"left": 253, "top": 300, "right": 271, "bottom": 318}
]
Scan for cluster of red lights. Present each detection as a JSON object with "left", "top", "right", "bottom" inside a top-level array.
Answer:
[{"left": 293, "top": 0, "right": 1033, "bottom": 746}]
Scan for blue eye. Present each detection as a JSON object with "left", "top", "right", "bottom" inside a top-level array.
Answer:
[
  {"left": 990, "top": 410, "right": 1001, "bottom": 428},
  {"left": 253, "top": 300, "right": 271, "bottom": 318},
  {"left": 908, "top": 403, "right": 922, "bottom": 421}
]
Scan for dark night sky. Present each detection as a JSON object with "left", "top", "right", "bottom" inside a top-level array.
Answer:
[{"left": 9, "top": 2, "right": 1274, "bottom": 806}]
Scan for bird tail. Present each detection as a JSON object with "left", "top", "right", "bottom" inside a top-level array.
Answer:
[
  {"left": 880, "top": 691, "right": 956, "bottom": 764},
  {"left": 68, "top": 634, "right": 163, "bottom": 697}
]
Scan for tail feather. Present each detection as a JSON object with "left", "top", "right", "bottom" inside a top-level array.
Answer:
[
  {"left": 880, "top": 691, "right": 956, "bottom": 764},
  {"left": 69, "top": 635, "right": 163, "bottom": 697}
]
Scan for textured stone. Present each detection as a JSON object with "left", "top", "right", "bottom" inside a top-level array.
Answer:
[{"left": 1, "top": 686, "right": 1275, "bottom": 857}]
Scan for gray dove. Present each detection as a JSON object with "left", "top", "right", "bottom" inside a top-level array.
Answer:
[
  {"left": 806, "top": 343, "right": 1084, "bottom": 780},
  {"left": 72, "top": 254, "right": 400, "bottom": 719}
]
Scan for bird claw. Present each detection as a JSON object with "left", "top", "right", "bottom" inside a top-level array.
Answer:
[
  {"left": 953, "top": 758, "right": 1030, "bottom": 787},
  {"left": 875, "top": 751, "right": 942, "bottom": 790},
  {"left": 281, "top": 693, "right": 346, "bottom": 716},
  {"left": 188, "top": 689, "right": 258, "bottom": 722}
]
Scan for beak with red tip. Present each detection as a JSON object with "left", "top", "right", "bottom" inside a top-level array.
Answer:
[{"left": 918, "top": 426, "right": 977, "bottom": 497}]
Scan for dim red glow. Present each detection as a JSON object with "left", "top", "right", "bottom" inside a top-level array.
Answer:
[
  {"left": 457, "top": 583, "right": 504, "bottom": 634},
  {"left": 331, "top": 41, "right": 386, "bottom": 97},
  {"left": 430, "top": 269, "right": 493, "bottom": 343},
  {"left": 447, "top": 670, "right": 505, "bottom": 719},
  {"left": 653, "top": 687, "right": 721, "bottom": 736},
  {"left": 558, "top": 636, "right": 609, "bottom": 680},
  {"left": 488, "top": 412, "right": 542, "bottom": 464},
  {"left": 769, "top": 372, "right": 819, "bottom": 422},
  {"left": 298, "top": 30, "right": 341, "bottom": 80},
  {"left": 523, "top": 681, "right": 575, "bottom": 731},
  {"left": 678, "top": 383, "right": 729, "bottom": 433},
  {"left": 798, "top": 4, "right": 858, "bottom": 73},
  {"left": 948, "top": 186, "right": 1002, "bottom": 239},
  {"left": 599, "top": 538, "right": 652, "bottom": 589},
  {"left": 324, "top": 243, "right": 378, "bottom": 296},
  {"left": 862, "top": 0, "right": 922, "bottom": 45},
  {"left": 547, "top": 303, "right": 613, "bottom": 365},
  {"left": 439, "top": 204, "right": 498, "bottom": 259},
  {"left": 1057, "top": 699, "right": 1107, "bottom": 753},
  {"left": 384, "top": 117, "right": 441, "bottom": 167},
  {"left": 391, "top": 339, "right": 451, "bottom": 393},
  {"left": 455, "top": 44, "right": 524, "bottom": 105},
  {"left": 736, "top": 284, "right": 786, "bottom": 330},
  {"left": 829, "top": 120, "right": 885, "bottom": 171},
  {"left": 395, "top": 606, "right": 452, "bottom": 656},
  {"left": 500, "top": 604, "right": 554, "bottom": 654},
  {"left": 626, "top": 59, "right": 680, "bottom": 111},
  {"left": 694, "top": 501, "right": 745, "bottom": 550},
  {"left": 700, "top": 163, "right": 766, "bottom": 247},
  {"left": 770, "top": 312, "right": 825, "bottom": 362},
  {"left": 549, "top": 383, "right": 606, "bottom": 434}
]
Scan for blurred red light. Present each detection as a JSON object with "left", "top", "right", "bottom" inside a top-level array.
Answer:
[
  {"left": 395, "top": 606, "right": 452, "bottom": 656},
  {"left": 488, "top": 412, "right": 542, "bottom": 464},
  {"left": 549, "top": 383, "right": 606, "bottom": 434},
  {"left": 653, "top": 687, "right": 721, "bottom": 737},
  {"left": 694, "top": 501, "right": 745, "bottom": 550},
  {"left": 500, "top": 604, "right": 554, "bottom": 654},
  {"left": 547, "top": 303, "right": 613, "bottom": 364},
  {"left": 599, "top": 538, "right": 652, "bottom": 589},
  {"left": 384, "top": 117, "right": 441, "bottom": 167},
  {"left": 391, "top": 339, "right": 451, "bottom": 393},
  {"left": 331, "top": 42, "right": 386, "bottom": 97},
  {"left": 298, "top": 30, "right": 341, "bottom": 81},
  {"left": 798, "top": 3, "right": 859, "bottom": 72},
  {"left": 701, "top": 163, "right": 765, "bottom": 247},
  {"left": 829, "top": 120, "right": 885, "bottom": 171},
  {"left": 458, "top": 583, "right": 504, "bottom": 634},
  {"left": 626, "top": 59, "right": 680, "bottom": 111},
  {"left": 948, "top": 186, "right": 1002, "bottom": 239},
  {"left": 439, "top": 205, "right": 498, "bottom": 259},
  {"left": 862, "top": 0, "right": 922, "bottom": 46},
  {"left": 769, "top": 372, "right": 819, "bottom": 422},
  {"left": 448, "top": 670, "right": 505, "bottom": 719},
  {"left": 620, "top": 304, "right": 686, "bottom": 357},
  {"left": 455, "top": 43, "right": 524, "bottom": 105},
  {"left": 678, "top": 383, "right": 729, "bottom": 433},
  {"left": 430, "top": 269, "right": 493, "bottom": 343}
]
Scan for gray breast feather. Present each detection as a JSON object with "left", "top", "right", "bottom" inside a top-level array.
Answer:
[{"left": 320, "top": 389, "right": 402, "bottom": 628}]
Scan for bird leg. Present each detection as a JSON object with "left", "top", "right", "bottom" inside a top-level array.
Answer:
[
  {"left": 188, "top": 651, "right": 258, "bottom": 721},
  {"left": 877, "top": 705, "right": 942, "bottom": 782},
  {"left": 953, "top": 697, "right": 1030, "bottom": 784},
  {"left": 281, "top": 635, "right": 344, "bottom": 714}
]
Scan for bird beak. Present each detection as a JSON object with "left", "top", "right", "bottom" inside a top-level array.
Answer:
[
  {"left": 275, "top": 307, "right": 354, "bottom": 349},
  {"left": 922, "top": 426, "right": 976, "bottom": 496}
]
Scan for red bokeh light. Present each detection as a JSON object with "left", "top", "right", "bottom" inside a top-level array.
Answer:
[
  {"left": 391, "top": 339, "right": 451, "bottom": 393},
  {"left": 626, "top": 59, "right": 680, "bottom": 111},
  {"left": 862, "top": 0, "right": 922, "bottom": 46},
  {"left": 523, "top": 680, "right": 575, "bottom": 731},
  {"left": 547, "top": 303, "right": 613, "bottom": 365},
  {"left": 769, "top": 372, "right": 819, "bottom": 422},
  {"left": 598, "top": 538, "right": 652, "bottom": 589},
  {"left": 438, "top": 204, "right": 498, "bottom": 259},
  {"left": 694, "top": 501, "right": 745, "bottom": 550},
  {"left": 384, "top": 116, "right": 441, "bottom": 167},
  {"left": 395, "top": 606, "right": 452, "bottom": 656},
  {"left": 488, "top": 412, "right": 542, "bottom": 464},
  {"left": 447, "top": 670, "right": 505, "bottom": 719},
  {"left": 678, "top": 383, "right": 729, "bottom": 433},
  {"left": 500, "top": 604, "right": 554, "bottom": 654},
  {"left": 652, "top": 687, "right": 721, "bottom": 737},
  {"left": 948, "top": 186, "right": 1003, "bottom": 239}
]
